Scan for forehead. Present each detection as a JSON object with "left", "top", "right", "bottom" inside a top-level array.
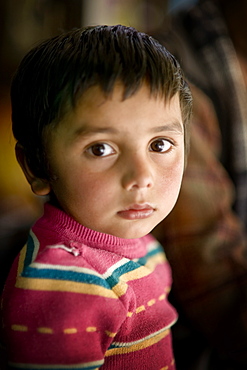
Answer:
[{"left": 50, "top": 83, "right": 184, "bottom": 141}]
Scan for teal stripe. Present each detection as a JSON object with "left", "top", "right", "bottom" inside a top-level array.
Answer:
[
  {"left": 23, "top": 235, "right": 36, "bottom": 268},
  {"left": 106, "top": 260, "right": 139, "bottom": 287},
  {"left": 137, "top": 243, "right": 163, "bottom": 266},
  {"left": 106, "top": 244, "right": 164, "bottom": 288},
  {"left": 21, "top": 266, "right": 110, "bottom": 289}
]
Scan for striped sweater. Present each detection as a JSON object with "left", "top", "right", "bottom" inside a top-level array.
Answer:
[{"left": 1, "top": 203, "right": 177, "bottom": 369}]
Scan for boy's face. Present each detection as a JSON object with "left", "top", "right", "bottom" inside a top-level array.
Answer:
[{"left": 41, "top": 83, "right": 184, "bottom": 239}]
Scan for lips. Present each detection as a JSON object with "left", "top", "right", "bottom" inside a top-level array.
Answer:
[{"left": 117, "top": 204, "right": 155, "bottom": 220}]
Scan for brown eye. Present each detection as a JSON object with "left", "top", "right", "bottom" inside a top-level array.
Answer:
[
  {"left": 150, "top": 139, "right": 172, "bottom": 153},
  {"left": 87, "top": 143, "right": 114, "bottom": 157}
]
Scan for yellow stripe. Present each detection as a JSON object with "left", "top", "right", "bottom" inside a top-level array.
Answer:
[
  {"left": 136, "top": 305, "right": 145, "bottom": 314},
  {"left": 165, "top": 286, "right": 171, "bottom": 293},
  {"left": 105, "top": 330, "right": 116, "bottom": 338},
  {"left": 37, "top": 327, "right": 53, "bottom": 334},
  {"left": 16, "top": 245, "right": 27, "bottom": 277},
  {"left": 158, "top": 293, "right": 166, "bottom": 301},
  {"left": 86, "top": 327, "right": 97, "bottom": 332},
  {"left": 145, "top": 252, "right": 167, "bottom": 271},
  {"left": 123, "top": 265, "right": 152, "bottom": 282},
  {"left": 105, "top": 329, "right": 170, "bottom": 357},
  {"left": 16, "top": 232, "right": 40, "bottom": 280},
  {"left": 124, "top": 252, "right": 166, "bottom": 283},
  {"left": 147, "top": 299, "right": 156, "bottom": 306},
  {"left": 112, "top": 266, "right": 152, "bottom": 297},
  {"left": 15, "top": 277, "right": 117, "bottom": 299},
  {"left": 112, "top": 254, "right": 166, "bottom": 298},
  {"left": 112, "top": 282, "right": 128, "bottom": 297},
  {"left": 63, "top": 328, "right": 77, "bottom": 334},
  {"left": 11, "top": 325, "right": 28, "bottom": 332},
  {"left": 111, "top": 253, "right": 166, "bottom": 297}
]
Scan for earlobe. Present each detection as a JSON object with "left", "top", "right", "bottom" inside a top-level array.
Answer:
[
  {"left": 15, "top": 143, "right": 51, "bottom": 196},
  {"left": 29, "top": 178, "right": 51, "bottom": 196}
]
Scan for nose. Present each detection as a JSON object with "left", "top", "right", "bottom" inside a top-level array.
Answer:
[{"left": 121, "top": 153, "right": 154, "bottom": 191}]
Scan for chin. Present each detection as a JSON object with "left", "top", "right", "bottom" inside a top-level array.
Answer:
[{"left": 114, "top": 226, "right": 155, "bottom": 240}]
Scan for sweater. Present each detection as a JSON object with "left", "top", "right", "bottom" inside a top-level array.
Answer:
[{"left": 1, "top": 203, "right": 177, "bottom": 369}]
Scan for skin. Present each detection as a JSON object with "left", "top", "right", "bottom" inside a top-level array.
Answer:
[{"left": 18, "top": 83, "right": 185, "bottom": 239}]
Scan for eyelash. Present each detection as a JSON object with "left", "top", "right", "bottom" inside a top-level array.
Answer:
[{"left": 86, "top": 138, "right": 174, "bottom": 158}]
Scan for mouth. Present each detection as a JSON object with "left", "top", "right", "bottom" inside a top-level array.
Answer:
[{"left": 117, "top": 204, "right": 155, "bottom": 220}]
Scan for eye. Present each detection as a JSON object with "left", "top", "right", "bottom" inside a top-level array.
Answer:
[
  {"left": 87, "top": 143, "right": 115, "bottom": 157},
  {"left": 150, "top": 138, "right": 173, "bottom": 153}
]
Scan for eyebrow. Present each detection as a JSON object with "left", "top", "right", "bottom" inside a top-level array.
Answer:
[
  {"left": 151, "top": 120, "right": 184, "bottom": 134},
  {"left": 73, "top": 120, "right": 183, "bottom": 139},
  {"left": 73, "top": 126, "right": 118, "bottom": 138},
  {"left": 71, "top": 126, "right": 118, "bottom": 145}
]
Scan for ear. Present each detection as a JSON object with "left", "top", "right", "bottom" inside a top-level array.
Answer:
[{"left": 15, "top": 143, "right": 51, "bottom": 196}]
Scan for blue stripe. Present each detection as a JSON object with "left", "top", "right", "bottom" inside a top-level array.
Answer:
[
  {"left": 137, "top": 243, "right": 163, "bottom": 266},
  {"left": 24, "top": 235, "right": 36, "bottom": 268},
  {"left": 137, "top": 256, "right": 148, "bottom": 266},
  {"left": 21, "top": 267, "right": 110, "bottom": 289},
  {"left": 105, "top": 260, "right": 140, "bottom": 287},
  {"left": 106, "top": 245, "right": 163, "bottom": 288}
]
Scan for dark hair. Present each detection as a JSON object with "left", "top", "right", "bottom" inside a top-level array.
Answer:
[{"left": 11, "top": 24, "right": 192, "bottom": 178}]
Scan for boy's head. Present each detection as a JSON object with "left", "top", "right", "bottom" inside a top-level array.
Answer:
[
  {"left": 11, "top": 24, "right": 192, "bottom": 179},
  {"left": 11, "top": 25, "right": 192, "bottom": 238}
]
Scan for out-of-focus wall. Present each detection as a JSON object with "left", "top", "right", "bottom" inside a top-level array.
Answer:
[
  {"left": 0, "top": 0, "right": 83, "bottom": 87},
  {"left": 82, "top": 0, "right": 168, "bottom": 33},
  {"left": 168, "top": 0, "right": 198, "bottom": 12}
]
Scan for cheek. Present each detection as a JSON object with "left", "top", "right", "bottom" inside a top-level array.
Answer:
[
  {"left": 158, "top": 160, "right": 184, "bottom": 199},
  {"left": 68, "top": 172, "right": 115, "bottom": 205}
]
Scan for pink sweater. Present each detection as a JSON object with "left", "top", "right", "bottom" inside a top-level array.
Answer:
[{"left": 1, "top": 203, "right": 177, "bottom": 369}]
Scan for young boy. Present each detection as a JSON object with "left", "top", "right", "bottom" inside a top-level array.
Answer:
[{"left": 0, "top": 25, "right": 192, "bottom": 369}]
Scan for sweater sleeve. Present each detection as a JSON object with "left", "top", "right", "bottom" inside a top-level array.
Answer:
[{"left": 1, "top": 246, "right": 128, "bottom": 369}]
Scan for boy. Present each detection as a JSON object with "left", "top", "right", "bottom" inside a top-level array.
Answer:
[{"left": 0, "top": 25, "right": 192, "bottom": 369}]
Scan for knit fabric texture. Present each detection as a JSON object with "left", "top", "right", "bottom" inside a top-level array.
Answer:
[{"left": 1, "top": 203, "right": 177, "bottom": 369}]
